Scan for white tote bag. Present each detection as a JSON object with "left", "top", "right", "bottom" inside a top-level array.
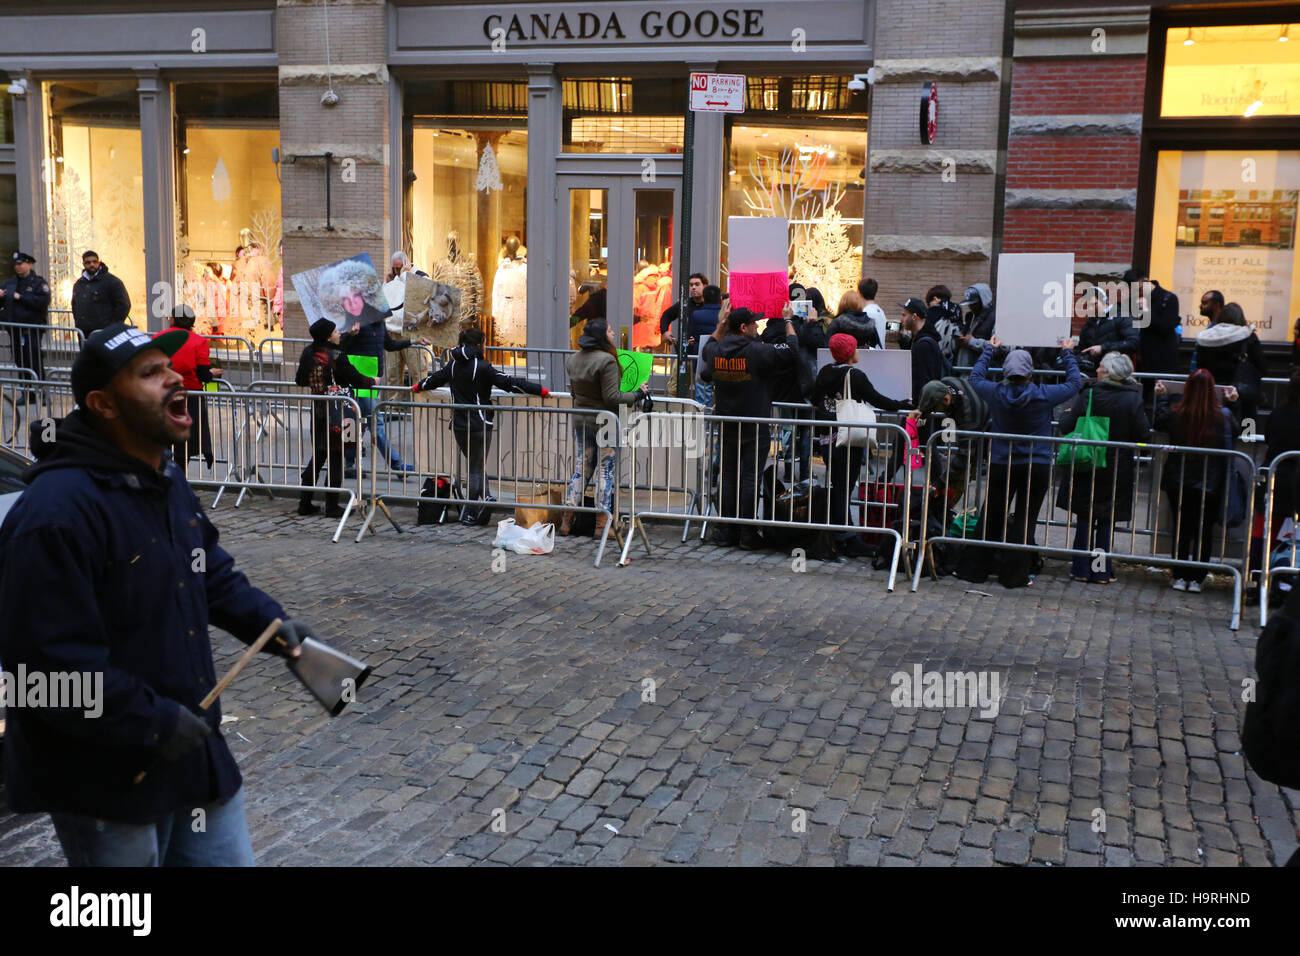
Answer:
[{"left": 834, "top": 369, "right": 877, "bottom": 449}]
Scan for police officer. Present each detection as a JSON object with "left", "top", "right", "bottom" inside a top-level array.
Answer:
[{"left": 1, "top": 251, "right": 51, "bottom": 382}]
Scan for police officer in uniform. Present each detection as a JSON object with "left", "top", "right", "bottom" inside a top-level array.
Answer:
[{"left": 1, "top": 251, "right": 52, "bottom": 382}]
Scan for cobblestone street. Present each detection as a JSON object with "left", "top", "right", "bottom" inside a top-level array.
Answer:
[{"left": 2, "top": 492, "right": 1297, "bottom": 867}]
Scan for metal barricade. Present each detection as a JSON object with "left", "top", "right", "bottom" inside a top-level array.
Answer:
[
  {"left": 1258, "top": 449, "right": 1300, "bottom": 625},
  {"left": 357, "top": 399, "right": 621, "bottom": 566},
  {"left": 202, "top": 335, "right": 259, "bottom": 388},
  {"left": 0, "top": 377, "right": 77, "bottom": 455},
  {"left": 0, "top": 321, "right": 84, "bottom": 381},
  {"left": 910, "top": 428, "right": 1256, "bottom": 629},
  {"left": 257, "top": 336, "right": 439, "bottom": 384},
  {"left": 474, "top": 346, "right": 571, "bottom": 388},
  {"left": 617, "top": 411, "right": 913, "bottom": 590}
]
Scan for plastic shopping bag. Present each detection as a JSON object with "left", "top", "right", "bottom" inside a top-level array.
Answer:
[{"left": 493, "top": 518, "right": 556, "bottom": 555}]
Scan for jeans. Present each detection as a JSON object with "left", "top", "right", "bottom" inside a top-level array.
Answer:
[
  {"left": 694, "top": 380, "right": 713, "bottom": 409},
  {"left": 566, "top": 418, "right": 617, "bottom": 513},
  {"left": 1164, "top": 485, "right": 1222, "bottom": 584},
  {"left": 718, "top": 421, "right": 769, "bottom": 521},
  {"left": 348, "top": 394, "right": 397, "bottom": 466},
  {"left": 776, "top": 404, "right": 812, "bottom": 484},
  {"left": 1070, "top": 512, "right": 1113, "bottom": 581},
  {"left": 453, "top": 426, "right": 491, "bottom": 501},
  {"left": 49, "top": 788, "right": 254, "bottom": 867}
]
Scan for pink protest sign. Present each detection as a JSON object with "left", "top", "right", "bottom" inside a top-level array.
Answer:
[{"left": 728, "top": 271, "right": 788, "bottom": 319}]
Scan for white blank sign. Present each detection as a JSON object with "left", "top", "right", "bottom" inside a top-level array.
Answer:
[
  {"left": 817, "top": 348, "right": 912, "bottom": 406},
  {"left": 728, "top": 217, "right": 789, "bottom": 273},
  {"left": 994, "top": 252, "right": 1074, "bottom": 348}
]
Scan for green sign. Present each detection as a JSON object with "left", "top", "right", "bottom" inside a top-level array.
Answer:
[
  {"left": 617, "top": 350, "right": 653, "bottom": 392},
  {"left": 348, "top": 354, "right": 380, "bottom": 397}
]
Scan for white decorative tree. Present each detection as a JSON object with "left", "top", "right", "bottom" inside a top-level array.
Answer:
[
  {"left": 475, "top": 142, "right": 503, "bottom": 193},
  {"left": 46, "top": 169, "right": 95, "bottom": 312},
  {"left": 792, "top": 206, "right": 858, "bottom": 308}
]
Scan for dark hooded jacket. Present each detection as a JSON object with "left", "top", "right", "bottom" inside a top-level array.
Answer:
[
  {"left": 1055, "top": 377, "right": 1150, "bottom": 518},
  {"left": 762, "top": 317, "right": 812, "bottom": 403},
  {"left": 415, "top": 343, "right": 544, "bottom": 430},
  {"left": 342, "top": 312, "right": 411, "bottom": 378},
  {"left": 826, "top": 310, "right": 882, "bottom": 350},
  {"left": 954, "top": 283, "right": 996, "bottom": 367},
  {"left": 969, "top": 345, "right": 1083, "bottom": 464},
  {"left": 1138, "top": 283, "right": 1181, "bottom": 374},
  {"left": 71, "top": 263, "right": 132, "bottom": 336},
  {"left": 700, "top": 328, "right": 797, "bottom": 418},
  {"left": 295, "top": 340, "right": 375, "bottom": 395},
  {"left": 0, "top": 410, "right": 284, "bottom": 823},
  {"left": 906, "top": 319, "right": 948, "bottom": 404},
  {"left": 1075, "top": 312, "right": 1139, "bottom": 373},
  {"left": 687, "top": 302, "right": 722, "bottom": 353},
  {"left": 1191, "top": 322, "right": 1266, "bottom": 388}
]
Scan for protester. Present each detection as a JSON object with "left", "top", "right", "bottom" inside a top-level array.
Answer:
[
  {"left": 1154, "top": 371, "right": 1239, "bottom": 593},
  {"left": 1073, "top": 283, "right": 1139, "bottom": 377},
  {"left": 958, "top": 336, "right": 1081, "bottom": 588},
  {"left": 925, "top": 284, "right": 964, "bottom": 365},
  {"left": 1199, "top": 289, "right": 1225, "bottom": 326},
  {"left": 295, "top": 318, "right": 377, "bottom": 517},
  {"left": 1191, "top": 302, "right": 1266, "bottom": 422},
  {"left": 856, "top": 277, "right": 889, "bottom": 346},
  {"left": 763, "top": 312, "right": 814, "bottom": 483},
  {"left": 659, "top": 272, "right": 708, "bottom": 345},
  {"left": 683, "top": 285, "right": 724, "bottom": 407},
  {"left": 827, "top": 289, "right": 882, "bottom": 349},
  {"left": 71, "top": 250, "right": 131, "bottom": 337},
  {"left": 1, "top": 250, "right": 50, "bottom": 384},
  {"left": 156, "top": 305, "right": 223, "bottom": 470},
  {"left": 811, "top": 332, "right": 911, "bottom": 554},
  {"left": 1126, "top": 267, "right": 1180, "bottom": 377},
  {"left": 414, "top": 327, "right": 548, "bottom": 524},
  {"left": 916, "top": 374, "right": 990, "bottom": 437},
  {"left": 700, "top": 305, "right": 798, "bottom": 548},
  {"left": 1055, "top": 351, "right": 1150, "bottom": 584},
  {"left": 562, "top": 318, "right": 648, "bottom": 539},
  {"left": 954, "top": 283, "right": 996, "bottom": 368},
  {"left": 899, "top": 296, "right": 947, "bottom": 403},
  {"left": 0, "top": 322, "right": 311, "bottom": 865}
]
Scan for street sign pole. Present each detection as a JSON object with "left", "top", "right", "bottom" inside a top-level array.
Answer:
[{"left": 676, "top": 109, "right": 695, "bottom": 399}]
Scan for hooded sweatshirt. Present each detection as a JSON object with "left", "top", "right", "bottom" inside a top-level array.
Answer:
[
  {"left": 415, "top": 343, "right": 544, "bottom": 430},
  {"left": 969, "top": 345, "right": 1082, "bottom": 464},
  {"left": 1192, "top": 322, "right": 1266, "bottom": 387},
  {"left": 700, "top": 328, "right": 798, "bottom": 417},
  {"left": 955, "top": 284, "right": 996, "bottom": 367},
  {"left": 0, "top": 409, "right": 284, "bottom": 822},
  {"left": 906, "top": 319, "right": 948, "bottom": 403}
]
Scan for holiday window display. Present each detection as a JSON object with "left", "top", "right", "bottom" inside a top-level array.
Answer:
[
  {"left": 429, "top": 230, "right": 484, "bottom": 327},
  {"left": 491, "top": 237, "right": 528, "bottom": 347}
]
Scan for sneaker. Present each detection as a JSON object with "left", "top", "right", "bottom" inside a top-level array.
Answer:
[
  {"left": 390, "top": 461, "right": 415, "bottom": 473},
  {"left": 1187, "top": 579, "right": 1203, "bottom": 593},
  {"left": 1171, "top": 578, "right": 1188, "bottom": 591}
]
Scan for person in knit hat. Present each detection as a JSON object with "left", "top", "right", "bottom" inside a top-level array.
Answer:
[{"left": 810, "top": 332, "right": 911, "bottom": 555}]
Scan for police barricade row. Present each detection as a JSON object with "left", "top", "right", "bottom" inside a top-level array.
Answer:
[
  {"left": 1258, "top": 448, "right": 1300, "bottom": 626},
  {"left": 910, "top": 428, "right": 1256, "bottom": 630},
  {"left": 200, "top": 334, "right": 259, "bottom": 389},
  {"left": 358, "top": 398, "right": 622, "bottom": 567},
  {"left": 0, "top": 377, "right": 77, "bottom": 455},
  {"left": 616, "top": 411, "right": 914, "bottom": 592},
  {"left": 0, "top": 321, "right": 84, "bottom": 382}
]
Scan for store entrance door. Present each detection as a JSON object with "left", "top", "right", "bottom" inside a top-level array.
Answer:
[{"left": 557, "top": 174, "right": 681, "bottom": 356}]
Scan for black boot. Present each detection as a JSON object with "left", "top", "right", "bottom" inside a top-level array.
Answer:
[
  {"left": 324, "top": 494, "right": 344, "bottom": 519},
  {"left": 297, "top": 492, "right": 320, "bottom": 516}
]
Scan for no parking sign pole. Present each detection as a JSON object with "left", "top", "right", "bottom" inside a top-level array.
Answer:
[{"left": 680, "top": 72, "right": 745, "bottom": 397}]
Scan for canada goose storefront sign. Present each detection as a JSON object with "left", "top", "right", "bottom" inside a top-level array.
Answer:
[{"left": 483, "top": 7, "right": 767, "bottom": 43}]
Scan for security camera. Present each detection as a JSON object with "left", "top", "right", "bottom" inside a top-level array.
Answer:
[
  {"left": 6, "top": 77, "right": 28, "bottom": 96},
  {"left": 847, "top": 74, "right": 868, "bottom": 92}
]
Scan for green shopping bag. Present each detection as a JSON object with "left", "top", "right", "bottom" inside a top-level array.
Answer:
[{"left": 1056, "top": 389, "right": 1108, "bottom": 469}]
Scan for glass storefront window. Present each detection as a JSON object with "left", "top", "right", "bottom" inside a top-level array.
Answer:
[
  {"left": 724, "top": 121, "right": 866, "bottom": 308},
  {"left": 43, "top": 79, "right": 145, "bottom": 316},
  {"left": 631, "top": 190, "right": 674, "bottom": 349},
  {"left": 1150, "top": 149, "right": 1300, "bottom": 342},
  {"left": 568, "top": 187, "right": 609, "bottom": 345},
  {"left": 407, "top": 79, "right": 528, "bottom": 348},
  {"left": 1162, "top": 23, "right": 1300, "bottom": 117},
  {"left": 174, "top": 81, "right": 280, "bottom": 340},
  {"left": 562, "top": 77, "right": 686, "bottom": 153}
]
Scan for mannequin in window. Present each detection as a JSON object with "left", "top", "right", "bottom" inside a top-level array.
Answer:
[
  {"left": 430, "top": 229, "right": 484, "bottom": 328},
  {"left": 491, "top": 237, "right": 527, "bottom": 347}
]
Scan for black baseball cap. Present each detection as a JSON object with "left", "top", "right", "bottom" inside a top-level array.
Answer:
[
  {"left": 900, "top": 297, "right": 927, "bottom": 316},
  {"left": 72, "top": 322, "right": 188, "bottom": 405}
]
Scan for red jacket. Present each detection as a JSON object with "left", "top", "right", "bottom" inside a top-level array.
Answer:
[{"left": 155, "top": 326, "right": 211, "bottom": 391}]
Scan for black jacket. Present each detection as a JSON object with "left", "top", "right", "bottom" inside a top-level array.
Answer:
[
  {"left": 71, "top": 264, "right": 131, "bottom": 335},
  {"left": 0, "top": 410, "right": 284, "bottom": 823},
  {"left": 810, "top": 364, "right": 909, "bottom": 419},
  {"left": 700, "top": 331, "right": 797, "bottom": 417},
  {"left": 1139, "top": 284, "right": 1181, "bottom": 374},
  {"left": 826, "top": 310, "right": 881, "bottom": 349},
  {"left": 1192, "top": 323, "right": 1267, "bottom": 388},
  {"left": 762, "top": 319, "right": 812, "bottom": 403},
  {"left": 906, "top": 321, "right": 947, "bottom": 404},
  {"left": 295, "top": 341, "right": 374, "bottom": 395},
  {"left": 415, "top": 344, "right": 544, "bottom": 430},
  {"left": 1055, "top": 378, "right": 1150, "bottom": 518},
  {"left": 1155, "top": 397, "right": 1236, "bottom": 493},
  {"left": 1, "top": 271, "right": 51, "bottom": 327},
  {"left": 342, "top": 312, "right": 411, "bottom": 377},
  {"left": 1075, "top": 313, "right": 1139, "bottom": 374}
]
